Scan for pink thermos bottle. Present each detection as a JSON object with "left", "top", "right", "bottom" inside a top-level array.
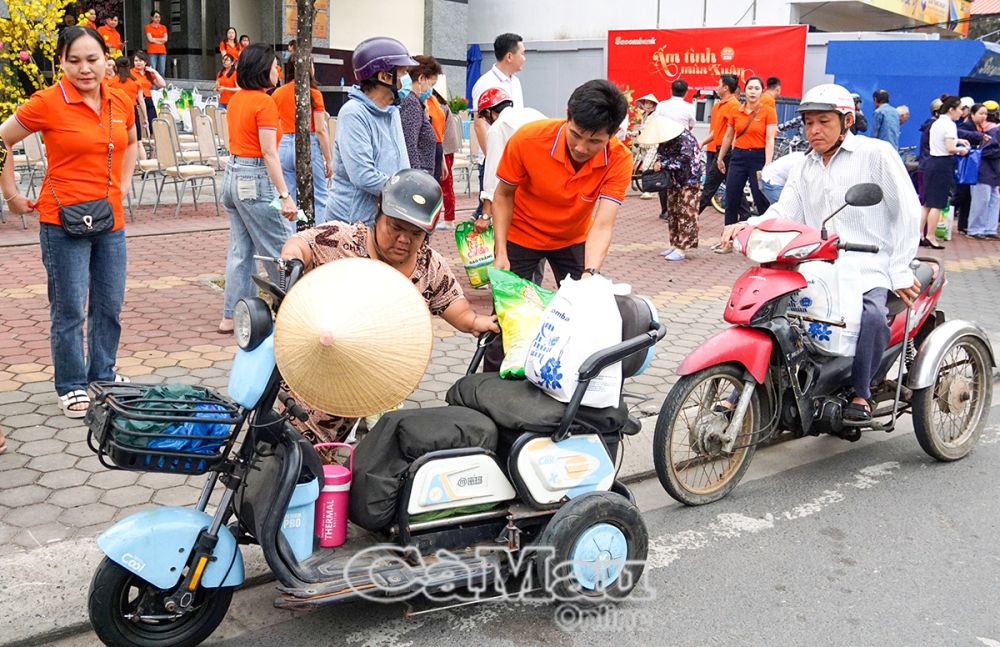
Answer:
[{"left": 312, "top": 443, "right": 353, "bottom": 548}]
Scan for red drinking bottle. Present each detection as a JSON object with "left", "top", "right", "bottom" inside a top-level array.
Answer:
[{"left": 312, "top": 443, "right": 353, "bottom": 548}]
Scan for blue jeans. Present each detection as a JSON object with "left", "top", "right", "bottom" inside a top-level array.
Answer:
[
  {"left": 221, "top": 157, "right": 295, "bottom": 318},
  {"left": 968, "top": 182, "right": 1000, "bottom": 236},
  {"left": 148, "top": 53, "right": 166, "bottom": 77},
  {"left": 759, "top": 179, "right": 783, "bottom": 205},
  {"left": 278, "top": 133, "right": 330, "bottom": 225},
  {"left": 39, "top": 225, "right": 127, "bottom": 395}
]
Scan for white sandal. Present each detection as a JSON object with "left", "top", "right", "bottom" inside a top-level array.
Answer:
[
  {"left": 59, "top": 390, "right": 90, "bottom": 419},
  {"left": 114, "top": 373, "right": 131, "bottom": 383}
]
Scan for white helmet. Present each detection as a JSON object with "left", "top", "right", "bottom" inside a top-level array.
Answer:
[{"left": 797, "top": 84, "right": 855, "bottom": 118}]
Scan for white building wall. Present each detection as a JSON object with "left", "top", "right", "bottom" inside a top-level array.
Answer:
[
  {"left": 468, "top": 0, "right": 797, "bottom": 42},
  {"left": 328, "top": 1, "right": 426, "bottom": 55}
]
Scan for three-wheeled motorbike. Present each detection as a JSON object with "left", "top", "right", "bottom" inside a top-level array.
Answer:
[
  {"left": 84, "top": 257, "right": 665, "bottom": 647},
  {"left": 653, "top": 183, "right": 995, "bottom": 506}
]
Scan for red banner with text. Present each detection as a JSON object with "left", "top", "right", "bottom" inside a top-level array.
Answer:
[{"left": 607, "top": 26, "right": 808, "bottom": 101}]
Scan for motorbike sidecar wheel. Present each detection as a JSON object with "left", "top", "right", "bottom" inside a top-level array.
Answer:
[
  {"left": 653, "top": 364, "right": 760, "bottom": 506},
  {"left": 88, "top": 557, "right": 234, "bottom": 647},
  {"left": 534, "top": 491, "right": 648, "bottom": 603},
  {"left": 912, "top": 336, "right": 993, "bottom": 462}
]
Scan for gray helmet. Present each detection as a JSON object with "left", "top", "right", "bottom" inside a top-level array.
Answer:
[
  {"left": 380, "top": 170, "right": 442, "bottom": 234},
  {"left": 352, "top": 36, "right": 417, "bottom": 82}
]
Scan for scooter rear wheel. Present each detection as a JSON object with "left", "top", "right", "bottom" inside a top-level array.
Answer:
[
  {"left": 653, "top": 364, "right": 760, "bottom": 506},
  {"left": 88, "top": 557, "right": 233, "bottom": 647},
  {"left": 912, "top": 336, "right": 992, "bottom": 461}
]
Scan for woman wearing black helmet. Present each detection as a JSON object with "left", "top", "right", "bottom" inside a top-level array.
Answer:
[
  {"left": 281, "top": 169, "right": 499, "bottom": 453},
  {"left": 327, "top": 36, "right": 415, "bottom": 226}
]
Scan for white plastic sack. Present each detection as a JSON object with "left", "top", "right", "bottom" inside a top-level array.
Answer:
[
  {"left": 192, "top": 88, "right": 205, "bottom": 109},
  {"left": 524, "top": 275, "right": 623, "bottom": 408},
  {"left": 788, "top": 258, "right": 863, "bottom": 356}
]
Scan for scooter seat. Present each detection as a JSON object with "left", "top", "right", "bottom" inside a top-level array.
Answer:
[
  {"left": 445, "top": 372, "right": 628, "bottom": 460},
  {"left": 886, "top": 260, "right": 934, "bottom": 316}
]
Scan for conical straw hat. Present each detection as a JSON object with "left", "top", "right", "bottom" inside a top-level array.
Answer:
[
  {"left": 274, "top": 257, "right": 433, "bottom": 418},
  {"left": 636, "top": 113, "right": 684, "bottom": 145}
]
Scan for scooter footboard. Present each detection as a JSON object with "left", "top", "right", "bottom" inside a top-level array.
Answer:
[{"left": 97, "top": 507, "right": 244, "bottom": 590}]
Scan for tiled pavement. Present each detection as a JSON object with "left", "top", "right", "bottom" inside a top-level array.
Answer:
[{"left": 1, "top": 192, "right": 999, "bottom": 554}]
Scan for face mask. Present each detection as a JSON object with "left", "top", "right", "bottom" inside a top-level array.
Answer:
[
  {"left": 398, "top": 74, "right": 412, "bottom": 100},
  {"left": 419, "top": 87, "right": 432, "bottom": 101}
]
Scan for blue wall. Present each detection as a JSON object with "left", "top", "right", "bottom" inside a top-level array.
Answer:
[{"left": 826, "top": 40, "right": 1000, "bottom": 149}]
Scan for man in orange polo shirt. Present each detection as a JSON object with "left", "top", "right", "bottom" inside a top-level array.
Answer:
[
  {"left": 492, "top": 79, "right": 631, "bottom": 283},
  {"left": 698, "top": 74, "right": 749, "bottom": 216},
  {"left": 762, "top": 76, "right": 781, "bottom": 108},
  {"left": 97, "top": 16, "right": 123, "bottom": 57}
]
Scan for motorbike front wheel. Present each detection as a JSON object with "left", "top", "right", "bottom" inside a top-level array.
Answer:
[
  {"left": 88, "top": 557, "right": 233, "bottom": 647},
  {"left": 653, "top": 364, "right": 760, "bottom": 506},
  {"left": 912, "top": 336, "right": 993, "bottom": 461}
]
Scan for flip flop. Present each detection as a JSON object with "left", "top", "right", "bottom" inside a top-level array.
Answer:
[
  {"left": 660, "top": 247, "right": 676, "bottom": 257},
  {"left": 663, "top": 248, "right": 687, "bottom": 261},
  {"left": 59, "top": 390, "right": 90, "bottom": 419}
]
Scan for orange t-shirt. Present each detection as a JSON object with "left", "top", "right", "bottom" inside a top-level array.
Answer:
[
  {"left": 271, "top": 83, "right": 324, "bottom": 136},
  {"left": 709, "top": 95, "right": 738, "bottom": 152},
  {"left": 216, "top": 70, "right": 238, "bottom": 105},
  {"left": 761, "top": 93, "right": 776, "bottom": 109},
  {"left": 226, "top": 89, "right": 279, "bottom": 157},
  {"left": 220, "top": 41, "right": 241, "bottom": 59},
  {"left": 108, "top": 75, "right": 141, "bottom": 105},
  {"left": 145, "top": 23, "right": 167, "bottom": 54},
  {"left": 15, "top": 82, "right": 135, "bottom": 230},
  {"left": 495, "top": 118, "right": 632, "bottom": 250},
  {"left": 427, "top": 97, "right": 445, "bottom": 143},
  {"left": 133, "top": 71, "right": 154, "bottom": 98},
  {"left": 728, "top": 102, "right": 778, "bottom": 150},
  {"left": 97, "top": 25, "right": 122, "bottom": 52}
]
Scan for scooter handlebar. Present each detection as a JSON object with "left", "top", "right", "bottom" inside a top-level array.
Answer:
[
  {"left": 838, "top": 241, "right": 880, "bottom": 254},
  {"left": 280, "top": 393, "right": 309, "bottom": 421}
]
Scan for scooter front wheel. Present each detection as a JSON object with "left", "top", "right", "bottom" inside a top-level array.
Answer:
[
  {"left": 653, "top": 364, "right": 760, "bottom": 506},
  {"left": 88, "top": 557, "right": 233, "bottom": 647},
  {"left": 912, "top": 336, "right": 993, "bottom": 461}
]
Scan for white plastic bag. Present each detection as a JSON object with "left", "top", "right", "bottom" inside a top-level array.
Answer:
[
  {"left": 789, "top": 258, "right": 863, "bottom": 356},
  {"left": 524, "top": 275, "right": 623, "bottom": 408}
]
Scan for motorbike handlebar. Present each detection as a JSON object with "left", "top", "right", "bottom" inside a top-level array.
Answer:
[
  {"left": 280, "top": 393, "right": 309, "bottom": 422},
  {"left": 838, "top": 241, "right": 880, "bottom": 254}
]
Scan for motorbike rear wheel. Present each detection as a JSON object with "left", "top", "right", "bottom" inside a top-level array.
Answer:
[
  {"left": 88, "top": 557, "right": 233, "bottom": 647},
  {"left": 653, "top": 364, "right": 760, "bottom": 506},
  {"left": 912, "top": 336, "right": 993, "bottom": 461}
]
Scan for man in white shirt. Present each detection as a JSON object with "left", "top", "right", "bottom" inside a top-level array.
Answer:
[
  {"left": 722, "top": 84, "right": 921, "bottom": 422},
  {"left": 471, "top": 33, "right": 526, "bottom": 217},
  {"left": 655, "top": 79, "right": 695, "bottom": 131},
  {"left": 472, "top": 88, "right": 545, "bottom": 234}
]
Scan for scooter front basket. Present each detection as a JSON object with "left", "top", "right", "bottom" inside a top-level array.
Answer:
[{"left": 85, "top": 381, "right": 244, "bottom": 475}]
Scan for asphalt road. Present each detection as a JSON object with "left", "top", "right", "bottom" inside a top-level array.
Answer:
[{"left": 156, "top": 394, "right": 1000, "bottom": 647}]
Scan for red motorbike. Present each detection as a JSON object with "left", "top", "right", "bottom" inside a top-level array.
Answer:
[{"left": 653, "top": 183, "right": 995, "bottom": 506}]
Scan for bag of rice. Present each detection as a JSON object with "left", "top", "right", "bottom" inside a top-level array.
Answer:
[
  {"left": 455, "top": 221, "right": 495, "bottom": 289},
  {"left": 488, "top": 267, "right": 555, "bottom": 379}
]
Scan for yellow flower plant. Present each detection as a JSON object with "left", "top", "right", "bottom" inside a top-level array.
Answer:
[{"left": 0, "top": 1, "right": 72, "bottom": 122}]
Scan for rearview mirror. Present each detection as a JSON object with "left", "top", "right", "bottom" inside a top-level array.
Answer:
[{"left": 844, "top": 183, "right": 883, "bottom": 207}]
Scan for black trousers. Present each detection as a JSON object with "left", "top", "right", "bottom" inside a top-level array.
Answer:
[
  {"left": 700, "top": 150, "right": 751, "bottom": 217},
  {"left": 482, "top": 240, "right": 585, "bottom": 372},
  {"left": 725, "top": 148, "right": 769, "bottom": 225},
  {"left": 955, "top": 183, "right": 972, "bottom": 232}
]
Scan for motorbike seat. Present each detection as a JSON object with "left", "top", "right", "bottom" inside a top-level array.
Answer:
[{"left": 886, "top": 260, "right": 934, "bottom": 317}]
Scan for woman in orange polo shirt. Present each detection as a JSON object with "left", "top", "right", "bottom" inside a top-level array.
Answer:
[
  {"left": 214, "top": 54, "right": 238, "bottom": 108},
  {"left": 218, "top": 43, "right": 299, "bottom": 334},
  {"left": 716, "top": 75, "right": 777, "bottom": 243},
  {"left": 273, "top": 59, "right": 333, "bottom": 223},
  {"left": 108, "top": 57, "right": 142, "bottom": 139},
  {"left": 219, "top": 27, "right": 240, "bottom": 60},
  {"left": 132, "top": 50, "right": 165, "bottom": 130},
  {"left": 0, "top": 26, "right": 138, "bottom": 418}
]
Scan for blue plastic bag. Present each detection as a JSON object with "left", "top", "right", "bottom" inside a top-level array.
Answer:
[
  {"left": 147, "top": 403, "right": 231, "bottom": 454},
  {"left": 955, "top": 148, "right": 982, "bottom": 185}
]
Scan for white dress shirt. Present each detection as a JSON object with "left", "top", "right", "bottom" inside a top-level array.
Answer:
[
  {"left": 654, "top": 96, "right": 696, "bottom": 130},
  {"left": 750, "top": 132, "right": 921, "bottom": 292},
  {"left": 471, "top": 65, "right": 525, "bottom": 162},
  {"left": 480, "top": 106, "right": 546, "bottom": 202},
  {"left": 929, "top": 114, "right": 957, "bottom": 156}
]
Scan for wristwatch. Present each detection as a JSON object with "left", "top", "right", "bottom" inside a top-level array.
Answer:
[
  {"left": 278, "top": 191, "right": 290, "bottom": 200},
  {"left": 585, "top": 267, "right": 600, "bottom": 276},
  {"left": 481, "top": 213, "right": 492, "bottom": 221}
]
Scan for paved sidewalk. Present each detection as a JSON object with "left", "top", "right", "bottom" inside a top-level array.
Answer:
[{"left": 1, "top": 192, "right": 999, "bottom": 645}]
